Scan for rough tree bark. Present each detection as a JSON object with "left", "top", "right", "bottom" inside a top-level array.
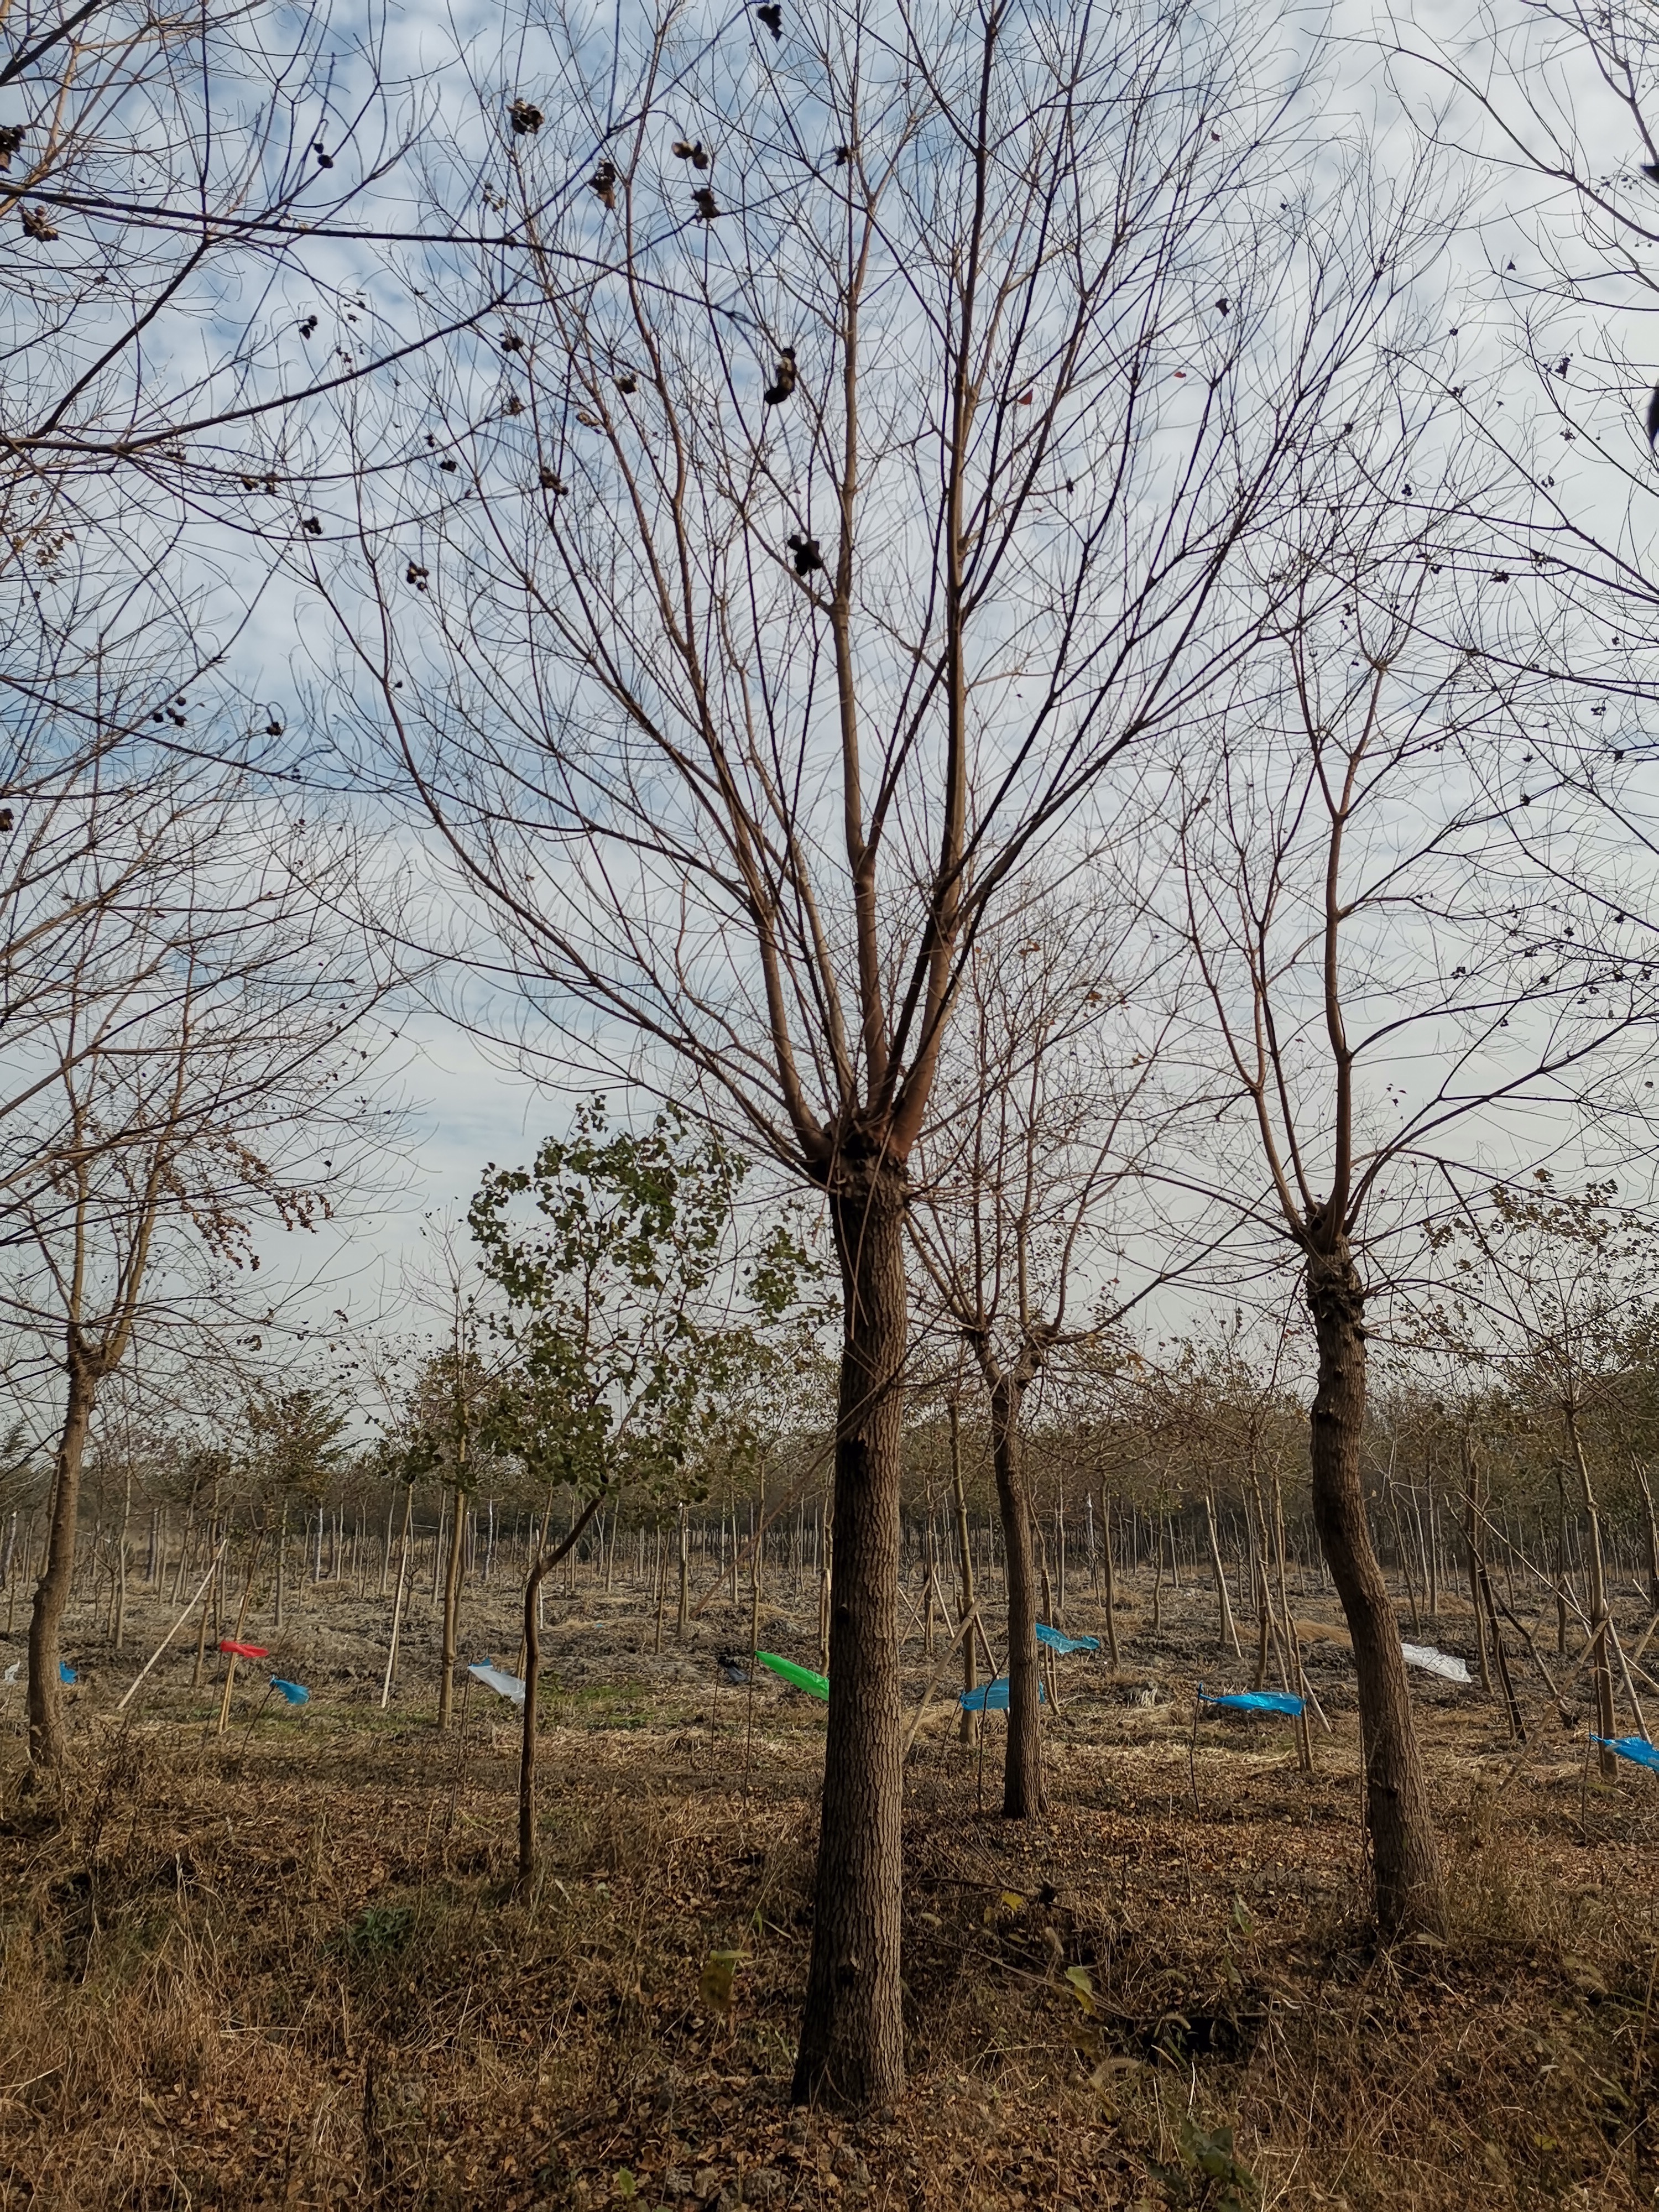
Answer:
[
  {"left": 792, "top": 1151, "right": 908, "bottom": 2108},
  {"left": 1305, "top": 1240, "right": 1445, "bottom": 1937}
]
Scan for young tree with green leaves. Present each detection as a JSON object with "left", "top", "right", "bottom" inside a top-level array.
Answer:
[{"left": 470, "top": 1100, "right": 813, "bottom": 1885}]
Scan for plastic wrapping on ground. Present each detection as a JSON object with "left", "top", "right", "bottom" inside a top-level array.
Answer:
[
  {"left": 467, "top": 1662, "right": 526, "bottom": 1704},
  {"left": 1199, "top": 1688, "right": 1305, "bottom": 1718},
  {"left": 1035, "top": 1623, "right": 1100, "bottom": 1655},
  {"left": 1594, "top": 1734, "right": 1659, "bottom": 1771},
  {"left": 756, "top": 1652, "right": 829, "bottom": 1700},
  {"left": 960, "top": 1677, "right": 1044, "bottom": 1712},
  {"left": 1401, "top": 1643, "right": 1472, "bottom": 1683}
]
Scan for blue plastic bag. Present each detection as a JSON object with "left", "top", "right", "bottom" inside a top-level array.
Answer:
[
  {"left": 59, "top": 1661, "right": 76, "bottom": 1684},
  {"left": 1594, "top": 1734, "right": 1659, "bottom": 1771},
  {"left": 1035, "top": 1623, "right": 1100, "bottom": 1655},
  {"left": 1199, "top": 1688, "right": 1303, "bottom": 1718},
  {"left": 960, "top": 1677, "right": 1045, "bottom": 1712},
  {"left": 270, "top": 1677, "right": 310, "bottom": 1705}
]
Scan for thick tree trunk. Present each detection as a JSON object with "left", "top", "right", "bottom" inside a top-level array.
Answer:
[
  {"left": 28, "top": 1347, "right": 98, "bottom": 1773},
  {"left": 1305, "top": 1243, "right": 1444, "bottom": 1938},
  {"left": 792, "top": 1154, "right": 907, "bottom": 2110},
  {"left": 986, "top": 1374, "right": 1043, "bottom": 1819}
]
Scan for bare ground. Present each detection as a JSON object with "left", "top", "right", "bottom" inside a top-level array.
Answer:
[{"left": 0, "top": 1564, "right": 1653, "bottom": 2211}]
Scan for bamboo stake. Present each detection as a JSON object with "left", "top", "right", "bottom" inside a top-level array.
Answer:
[{"left": 116, "top": 1544, "right": 226, "bottom": 1712}]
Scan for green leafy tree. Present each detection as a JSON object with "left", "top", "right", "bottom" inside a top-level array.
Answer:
[{"left": 469, "top": 1099, "right": 812, "bottom": 1883}]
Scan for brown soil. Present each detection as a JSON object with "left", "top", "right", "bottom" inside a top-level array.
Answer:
[{"left": 1, "top": 1564, "right": 1655, "bottom": 2210}]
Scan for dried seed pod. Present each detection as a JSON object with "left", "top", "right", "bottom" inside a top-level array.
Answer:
[{"left": 764, "top": 347, "right": 796, "bottom": 405}]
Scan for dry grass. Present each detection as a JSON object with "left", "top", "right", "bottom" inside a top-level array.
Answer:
[{"left": 2, "top": 1580, "right": 1658, "bottom": 2209}]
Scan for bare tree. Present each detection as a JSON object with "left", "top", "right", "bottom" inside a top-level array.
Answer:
[
  {"left": 327, "top": 0, "right": 1464, "bottom": 2102},
  {"left": 1420, "top": 1174, "right": 1659, "bottom": 1773},
  {"left": 1171, "top": 394, "right": 1653, "bottom": 1934},
  {"left": 0, "top": 780, "right": 394, "bottom": 1772},
  {"left": 908, "top": 886, "right": 1175, "bottom": 1816}
]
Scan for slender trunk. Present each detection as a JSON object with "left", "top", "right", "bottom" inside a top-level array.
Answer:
[
  {"left": 817, "top": 1512, "right": 832, "bottom": 1673},
  {"left": 1463, "top": 1447, "right": 1491, "bottom": 1692},
  {"left": 1637, "top": 1466, "right": 1659, "bottom": 1619},
  {"left": 948, "top": 1400, "right": 978, "bottom": 1741},
  {"left": 379, "top": 1488, "right": 395, "bottom": 1599},
  {"left": 380, "top": 1489, "right": 413, "bottom": 1708},
  {"left": 517, "top": 1488, "right": 608, "bottom": 1887},
  {"left": 676, "top": 1505, "right": 690, "bottom": 1639},
  {"left": 1101, "top": 1495, "right": 1120, "bottom": 1671},
  {"left": 27, "top": 1348, "right": 98, "bottom": 1771},
  {"left": 112, "top": 1466, "right": 132, "bottom": 1653},
  {"left": 792, "top": 1154, "right": 907, "bottom": 2110},
  {"left": 1203, "top": 1490, "right": 1240, "bottom": 1658},
  {"left": 1305, "top": 1244, "right": 1443, "bottom": 1938},
  {"left": 437, "top": 1481, "right": 466, "bottom": 1728},
  {"left": 984, "top": 1370, "right": 1042, "bottom": 1819},
  {"left": 1566, "top": 1406, "right": 1617, "bottom": 1781},
  {"left": 519, "top": 1552, "right": 549, "bottom": 1884}
]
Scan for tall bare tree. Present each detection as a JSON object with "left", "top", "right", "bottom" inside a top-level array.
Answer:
[
  {"left": 1170, "top": 388, "right": 1653, "bottom": 1935},
  {"left": 327, "top": 0, "right": 1468, "bottom": 2102},
  {"left": 908, "top": 886, "right": 1176, "bottom": 1815}
]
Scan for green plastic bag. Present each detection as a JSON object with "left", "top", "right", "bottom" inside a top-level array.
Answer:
[{"left": 756, "top": 1651, "right": 829, "bottom": 1700}]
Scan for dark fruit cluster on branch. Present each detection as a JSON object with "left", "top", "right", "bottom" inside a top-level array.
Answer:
[
  {"left": 692, "top": 186, "right": 718, "bottom": 220},
  {"left": 590, "top": 160, "right": 617, "bottom": 208},
  {"left": 0, "top": 125, "right": 24, "bottom": 170},
  {"left": 787, "top": 531, "right": 823, "bottom": 576},
  {"left": 21, "top": 205, "right": 57, "bottom": 241},
  {"left": 764, "top": 347, "right": 796, "bottom": 404},
  {"left": 672, "top": 139, "right": 709, "bottom": 170},
  {"left": 509, "top": 99, "right": 544, "bottom": 135},
  {"left": 757, "top": 3, "right": 782, "bottom": 39}
]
